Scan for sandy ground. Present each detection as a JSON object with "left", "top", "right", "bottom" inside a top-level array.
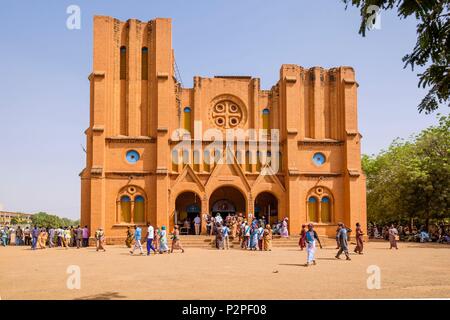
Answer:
[{"left": 0, "top": 241, "right": 449, "bottom": 300}]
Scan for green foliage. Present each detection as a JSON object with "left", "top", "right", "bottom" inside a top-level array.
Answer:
[
  {"left": 342, "top": 0, "right": 449, "bottom": 113},
  {"left": 362, "top": 114, "right": 450, "bottom": 224},
  {"left": 30, "top": 212, "right": 79, "bottom": 228}
]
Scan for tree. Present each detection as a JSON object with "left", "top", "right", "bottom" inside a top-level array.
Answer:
[
  {"left": 30, "top": 212, "right": 79, "bottom": 228},
  {"left": 342, "top": 0, "right": 449, "bottom": 113},
  {"left": 362, "top": 114, "right": 450, "bottom": 227}
]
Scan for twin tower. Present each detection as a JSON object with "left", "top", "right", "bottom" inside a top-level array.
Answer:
[{"left": 80, "top": 16, "right": 366, "bottom": 242}]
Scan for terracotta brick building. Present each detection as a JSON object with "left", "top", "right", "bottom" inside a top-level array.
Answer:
[{"left": 80, "top": 16, "right": 366, "bottom": 242}]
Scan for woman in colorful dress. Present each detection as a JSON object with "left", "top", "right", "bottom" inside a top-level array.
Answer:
[
  {"left": 125, "top": 226, "right": 133, "bottom": 248},
  {"left": 170, "top": 225, "right": 185, "bottom": 253},
  {"left": 263, "top": 224, "right": 272, "bottom": 251},
  {"left": 38, "top": 228, "right": 48, "bottom": 249},
  {"left": 159, "top": 226, "right": 169, "bottom": 254},
  {"left": 298, "top": 224, "right": 306, "bottom": 251},
  {"left": 354, "top": 222, "right": 364, "bottom": 254},
  {"left": 249, "top": 225, "right": 258, "bottom": 250},
  {"left": 280, "top": 217, "right": 289, "bottom": 238},
  {"left": 230, "top": 217, "right": 237, "bottom": 239}
]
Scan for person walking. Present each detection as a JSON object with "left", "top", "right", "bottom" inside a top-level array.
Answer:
[
  {"left": 223, "top": 223, "right": 230, "bottom": 250},
  {"left": 257, "top": 223, "right": 264, "bottom": 251},
  {"left": 170, "top": 225, "right": 185, "bottom": 253},
  {"left": 335, "top": 226, "right": 340, "bottom": 249},
  {"left": 242, "top": 221, "right": 250, "bottom": 249},
  {"left": 31, "top": 225, "right": 39, "bottom": 250},
  {"left": 215, "top": 223, "right": 224, "bottom": 250},
  {"left": 38, "top": 228, "right": 48, "bottom": 249},
  {"left": 280, "top": 218, "right": 289, "bottom": 238},
  {"left": 24, "top": 227, "right": 31, "bottom": 246},
  {"left": 95, "top": 227, "right": 106, "bottom": 252},
  {"left": 154, "top": 226, "right": 160, "bottom": 252},
  {"left": 159, "top": 226, "right": 169, "bottom": 254},
  {"left": 15, "top": 226, "right": 23, "bottom": 246},
  {"left": 82, "top": 225, "right": 89, "bottom": 247},
  {"left": 263, "top": 224, "right": 273, "bottom": 251},
  {"left": 194, "top": 214, "right": 201, "bottom": 235},
  {"left": 299, "top": 224, "right": 306, "bottom": 251},
  {"left": 63, "top": 227, "right": 71, "bottom": 249},
  {"left": 1, "top": 227, "right": 8, "bottom": 247},
  {"left": 305, "top": 223, "right": 322, "bottom": 266},
  {"left": 335, "top": 223, "right": 351, "bottom": 260},
  {"left": 249, "top": 224, "right": 259, "bottom": 250},
  {"left": 354, "top": 222, "right": 364, "bottom": 254},
  {"left": 389, "top": 224, "right": 399, "bottom": 250},
  {"left": 76, "top": 226, "right": 83, "bottom": 249},
  {"left": 130, "top": 225, "right": 144, "bottom": 255},
  {"left": 125, "top": 226, "right": 134, "bottom": 248},
  {"left": 146, "top": 223, "right": 157, "bottom": 255},
  {"left": 48, "top": 227, "right": 55, "bottom": 248}
]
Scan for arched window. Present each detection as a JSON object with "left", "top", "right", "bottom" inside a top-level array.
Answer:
[
  {"left": 141, "top": 47, "right": 148, "bottom": 80},
  {"left": 134, "top": 196, "right": 145, "bottom": 223},
  {"left": 321, "top": 197, "right": 331, "bottom": 223},
  {"left": 120, "top": 195, "right": 131, "bottom": 223},
  {"left": 120, "top": 46, "right": 127, "bottom": 80},
  {"left": 308, "top": 197, "right": 318, "bottom": 222},
  {"left": 262, "top": 108, "right": 270, "bottom": 131},
  {"left": 183, "top": 107, "right": 191, "bottom": 133}
]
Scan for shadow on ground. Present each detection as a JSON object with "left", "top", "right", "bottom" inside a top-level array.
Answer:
[{"left": 75, "top": 291, "right": 127, "bottom": 300}]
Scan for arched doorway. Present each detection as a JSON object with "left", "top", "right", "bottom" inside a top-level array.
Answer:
[
  {"left": 254, "top": 192, "right": 278, "bottom": 226},
  {"left": 209, "top": 186, "right": 246, "bottom": 219},
  {"left": 175, "top": 192, "right": 201, "bottom": 235}
]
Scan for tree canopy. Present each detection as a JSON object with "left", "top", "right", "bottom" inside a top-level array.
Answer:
[
  {"left": 362, "top": 114, "right": 450, "bottom": 225},
  {"left": 30, "top": 212, "right": 80, "bottom": 228},
  {"left": 342, "top": 0, "right": 449, "bottom": 113}
]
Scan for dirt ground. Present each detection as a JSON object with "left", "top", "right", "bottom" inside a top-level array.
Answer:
[{"left": 0, "top": 241, "right": 449, "bottom": 300}]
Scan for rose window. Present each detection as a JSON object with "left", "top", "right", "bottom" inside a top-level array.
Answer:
[{"left": 211, "top": 100, "right": 244, "bottom": 129}]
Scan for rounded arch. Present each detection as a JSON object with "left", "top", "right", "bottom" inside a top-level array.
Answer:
[
  {"left": 208, "top": 185, "right": 247, "bottom": 218},
  {"left": 306, "top": 186, "right": 334, "bottom": 223},
  {"left": 173, "top": 191, "right": 202, "bottom": 234},
  {"left": 254, "top": 191, "right": 279, "bottom": 226}
]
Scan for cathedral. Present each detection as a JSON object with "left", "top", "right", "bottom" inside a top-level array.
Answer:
[{"left": 80, "top": 16, "right": 366, "bottom": 242}]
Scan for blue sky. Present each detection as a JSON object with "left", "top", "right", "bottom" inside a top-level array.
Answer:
[{"left": 0, "top": 0, "right": 445, "bottom": 219}]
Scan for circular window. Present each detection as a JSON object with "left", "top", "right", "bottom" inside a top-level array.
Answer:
[
  {"left": 313, "top": 152, "right": 326, "bottom": 166},
  {"left": 210, "top": 99, "right": 245, "bottom": 129},
  {"left": 126, "top": 150, "right": 140, "bottom": 164}
]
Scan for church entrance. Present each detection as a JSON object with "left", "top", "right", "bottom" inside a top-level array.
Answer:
[
  {"left": 174, "top": 192, "right": 201, "bottom": 235},
  {"left": 209, "top": 186, "right": 246, "bottom": 221},
  {"left": 254, "top": 192, "right": 278, "bottom": 226}
]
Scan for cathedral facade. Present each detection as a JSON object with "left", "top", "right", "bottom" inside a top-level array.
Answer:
[{"left": 80, "top": 16, "right": 366, "bottom": 242}]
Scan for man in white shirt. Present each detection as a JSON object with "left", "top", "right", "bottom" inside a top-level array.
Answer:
[
  {"left": 194, "top": 214, "right": 201, "bottom": 235},
  {"left": 146, "top": 223, "right": 156, "bottom": 255}
]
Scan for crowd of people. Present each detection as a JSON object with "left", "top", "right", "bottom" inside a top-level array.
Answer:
[
  {"left": 368, "top": 223, "right": 450, "bottom": 244},
  {"left": 0, "top": 225, "right": 90, "bottom": 249},
  {"left": 3, "top": 217, "right": 448, "bottom": 267}
]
